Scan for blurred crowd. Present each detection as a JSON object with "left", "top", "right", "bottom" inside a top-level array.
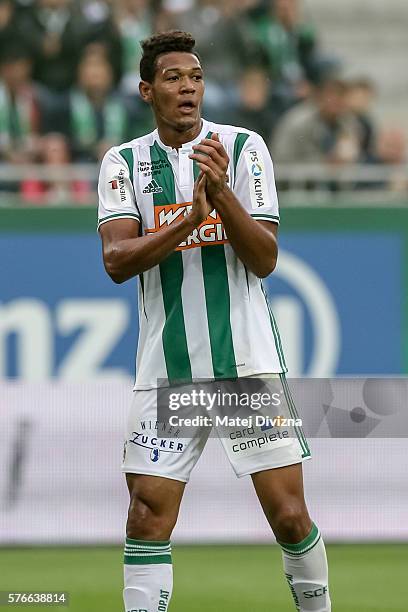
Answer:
[{"left": 0, "top": 0, "right": 406, "bottom": 204}]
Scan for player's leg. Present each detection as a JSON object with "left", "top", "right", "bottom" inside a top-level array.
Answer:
[
  {"left": 123, "top": 473, "right": 185, "bottom": 612},
  {"left": 252, "top": 464, "right": 331, "bottom": 612},
  {"left": 122, "top": 388, "right": 211, "bottom": 612},
  {"left": 218, "top": 373, "right": 330, "bottom": 611}
]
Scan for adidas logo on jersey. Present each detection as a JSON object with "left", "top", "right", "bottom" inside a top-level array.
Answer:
[{"left": 143, "top": 179, "right": 163, "bottom": 194}]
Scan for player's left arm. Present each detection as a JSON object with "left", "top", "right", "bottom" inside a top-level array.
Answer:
[{"left": 189, "top": 133, "right": 279, "bottom": 278}]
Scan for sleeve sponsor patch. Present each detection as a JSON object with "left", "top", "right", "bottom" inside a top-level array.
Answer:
[
  {"left": 244, "top": 150, "right": 270, "bottom": 209},
  {"left": 106, "top": 163, "right": 129, "bottom": 204}
]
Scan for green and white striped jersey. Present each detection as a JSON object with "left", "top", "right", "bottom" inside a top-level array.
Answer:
[{"left": 98, "top": 119, "right": 287, "bottom": 389}]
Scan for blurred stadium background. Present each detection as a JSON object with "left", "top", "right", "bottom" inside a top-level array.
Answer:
[{"left": 1, "top": 0, "right": 407, "bottom": 610}]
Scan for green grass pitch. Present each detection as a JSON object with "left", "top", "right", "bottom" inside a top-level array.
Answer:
[{"left": 0, "top": 544, "right": 407, "bottom": 611}]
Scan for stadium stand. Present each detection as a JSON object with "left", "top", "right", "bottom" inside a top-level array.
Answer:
[{"left": 0, "top": 0, "right": 406, "bottom": 204}]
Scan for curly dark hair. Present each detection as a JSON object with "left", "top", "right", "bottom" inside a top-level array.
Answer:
[{"left": 140, "top": 30, "right": 200, "bottom": 83}]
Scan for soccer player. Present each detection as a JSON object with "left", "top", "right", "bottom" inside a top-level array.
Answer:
[{"left": 98, "top": 31, "right": 331, "bottom": 612}]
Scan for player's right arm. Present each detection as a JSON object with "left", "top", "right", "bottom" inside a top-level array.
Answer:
[
  {"left": 98, "top": 148, "right": 210, "bottom": 283},
  {"left": 99, "top": 212, "right": 194, "bottom": 284}
]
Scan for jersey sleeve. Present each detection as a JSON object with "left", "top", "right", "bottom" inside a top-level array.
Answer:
[
  {"left": 232, "top": 131, "right": 280, "bottom": 225},
  {"left": 97, "top": 146, "right": 141, "bottom": 230}
]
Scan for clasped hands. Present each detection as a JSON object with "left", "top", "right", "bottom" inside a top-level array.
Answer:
[{"left": 188, "top": 133, "right": 230, "bottom": 227}]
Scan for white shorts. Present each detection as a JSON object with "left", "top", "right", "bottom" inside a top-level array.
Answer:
[{"left": 122, "top": 374, "right": 311, "bottom": 482}]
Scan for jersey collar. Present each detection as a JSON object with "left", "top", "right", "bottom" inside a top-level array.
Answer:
[{"left": 154, "top": 119, "right": 211, "bottom": 154}]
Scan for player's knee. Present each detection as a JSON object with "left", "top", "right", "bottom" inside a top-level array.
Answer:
[
  {"left": 126, "top": 492, "right": 176, "bottom": 541},
  {"left": 273, "top": 502, "right": 311, "bottom": 543}
]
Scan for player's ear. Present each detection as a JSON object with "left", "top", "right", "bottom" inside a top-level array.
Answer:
[{"left": 139, "top": 80, "right": 153, "bottom": 104}]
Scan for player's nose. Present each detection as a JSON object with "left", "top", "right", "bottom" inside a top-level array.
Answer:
[{"left": 179, "top": 76, "right": 196, "bottom": 93}]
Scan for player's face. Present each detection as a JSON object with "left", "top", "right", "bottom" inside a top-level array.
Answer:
[{"left": 143, "top": 52, "right": 204, "bottom": 133}]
